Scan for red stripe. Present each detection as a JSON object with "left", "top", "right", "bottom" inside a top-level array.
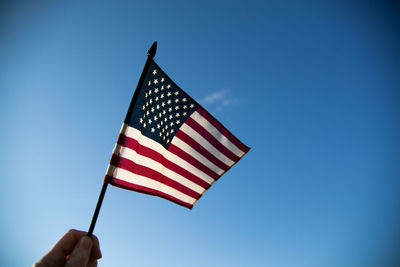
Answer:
[
  {"left": 117, "top": 134, "right": 211, "bottom": 189},
  {"left": 185, "top": 117, "right": 240, "bottom": 162},
  {"left": 196, "top": 107, "right": 250, "bottom": 153},
  {"left": 174, "top": 130, "right": 230, "bottom": 170},
  {"left": 168, "top": 143, "right": 220, "bottom": 179},
  {"left": 106, "top": 175, "right": 193, "bottom": 209},
  {"left": 110, "top": 154, "right": 201, "bottom": 199}
]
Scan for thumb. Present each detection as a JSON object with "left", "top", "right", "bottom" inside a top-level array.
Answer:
[{"left": 65, "top": 236, "right": 93, "bottom": 267}]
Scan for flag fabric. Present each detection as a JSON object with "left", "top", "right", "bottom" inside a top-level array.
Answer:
[{"left": 105, "top": 60, "right": 249, "bottom": 209}]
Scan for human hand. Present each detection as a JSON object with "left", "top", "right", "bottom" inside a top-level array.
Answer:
[{"left": 33, "top": 229, "right": 102, "bottom": 267}]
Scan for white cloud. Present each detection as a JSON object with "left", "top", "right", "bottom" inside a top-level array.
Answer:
[
  {"left": 200, "top": 89, "right": 238, "bottom": 112},
  {"left": 202, "top": 89, "right": 228, "bottom": 104}
]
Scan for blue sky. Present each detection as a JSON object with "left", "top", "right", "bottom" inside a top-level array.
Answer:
[{"left": 1, "top": 1, "right": 399, "bottom": 266}]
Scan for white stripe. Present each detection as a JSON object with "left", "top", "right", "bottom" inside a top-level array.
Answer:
[
  {"left": 115, "top": 144, "right": 206, "bottom": 194},
  {"left": 121, "top": 124, "right": 215, "bottom": 184},
  {"left": 191, "top": 111, "right": 246, "bottom": 157},
  {"left": 111, "top": 167, "right": 196, "bottom": 205},
  {"left": 171, "top": 136, "right": 225, "bottom": 175},
  {"left": 180, "top": 123, "right": 235, "bottom": 166}
]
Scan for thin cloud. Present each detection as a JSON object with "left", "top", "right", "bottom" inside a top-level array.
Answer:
[
  {"left": 202, "top": 89, "right": 228, "bottom": 104},
  {"left": 200, "top": 88, "right": 238, "bottom": 112}
]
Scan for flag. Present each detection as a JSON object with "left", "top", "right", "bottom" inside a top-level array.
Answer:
[{"left": 105, "top": 59, "right": 250, "bottom": 209}]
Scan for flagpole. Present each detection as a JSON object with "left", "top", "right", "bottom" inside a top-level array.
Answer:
[{"left": 87, "top": 42, "right": 158, "bottom": 237}]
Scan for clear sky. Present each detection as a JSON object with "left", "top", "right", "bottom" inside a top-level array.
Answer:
[{"left": 1, "top": 1, "right": 399, "bottom": 266}]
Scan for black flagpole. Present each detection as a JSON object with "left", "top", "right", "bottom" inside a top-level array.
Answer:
[{"left": 87, "top": 42, "right": 158, "bottom": 237}]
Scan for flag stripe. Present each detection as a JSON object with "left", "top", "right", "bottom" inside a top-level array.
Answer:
[
  {"left": 168, "top": 142, "right": 221, "bottom": 179},
  {"left": 110, "top": 154, "right": 201, "bottom": 199},
  {"left": 109, "top": 167, "right": 197, "bottom": 205},
  {"left": 174, "top": 130, "right": 232, "bottom": 171},
  {"left": 196, "top": 107, "right": 250, "bottom": 153},
  {"left": 113, "top": 144, "right": 206, "bottom": 194},
  {"left": 170, "top": 136, "right": 225, "bottom": 175},
  {"left": 122, "top": 125, "right": 215, "bottom": 184},
  {"left": 107, "top": 175, "right": 194, "bottom": 208},
  {"left": 117, "top": 133, "right": 211, "bottom": 189},
  {"left": 191, "top": 110, "right": 246, "bottom": 157},
  {"left": 180, "top": 123, "right": 235, "bottom": 166},
  {"left": 185, "top": 116, "right": 240, "bottom": 162}
]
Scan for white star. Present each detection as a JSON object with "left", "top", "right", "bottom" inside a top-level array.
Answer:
[
  {"left": 161, "top": 77, "right": 165, "bottom": 82},
  {"left": 166, "top": 132, "right": 169, "bottom": 137},
  {"left": 145, "top": 93, "right": 148, "bottom": 98},
  {"left": 154, "top": 88, "right": 159, "bottom": 93},
  {"left": 143, "top": 122, "right": 146, "bottom": 128},
  {"left": 148, "top": 81, "right": 151, "bottom": 86},
  {"left": 163, "top": 136, "right": 165, "bottom": 140},
  {"left": 169, "top": 115, "right": 173, "bottom": 119},
  {"left": 167, "top": 92, "right": 171, "bottom": 97},
  {"left": 167, "top": 84, "right": 171, "bottom": 89},
  {"left": 183, "top": 105, "right": 187, "bottom": 109},
  {"left": 157, "top": 124, "right": 160, "bottom": 129},
  {"left": 175, "top": 98, "right": 179, "bottom": 103},
  {"left": 170, "top": 129, "right": 174, "bottom": 133},
  {"left": 163, "top": 110, "right": 166, "bottom": 115},
  {"left": 140, "top": 118, "right": 143, "bottom": 123},
  {"left": 190, "top": 104, "right": 194, "bottom": 108},
  {"left": 151, "top": 127, "right": 155, "bottom": 133},
  {"left": 165, "top": 125, "right": 168, "bottom": 129},
  {"left": 164, "top": 117, "right": 167, "bottom": 122},
  {"left": 167, "top": 139, "right": 170, "bottom": 143},
  {"left": 160, "top": 121, "right": 163, "bottom": 126},
  {"left": 149, "top": 90, "right": 152, "bottom": 95},
  {"left": 170, "top": 122, "right": 174, "bottom": 126},
  {"left": 175, "top": 113, "right": 180, "bottom": 117},
  {"left": 156, "top": 104, "right": 160, "bottom": 110},
  {"left": 176, "top": 120, "right": 180, "bottom": 124},
  {"left": 153, "top": 69, "right": 157, "bottom": 75},
  {"left": 167, "top": 100, "right": 171, "bottom": 105},
  {"left": 146, "top": 111, "right": 150, "bottom": 116},
  {"left": 161, "top": 102, "right": 165, "bottom": 107},
  {"left": 149, "top": 99, "right": 153, "bottom": 104},
  {"left": 148, "top": 119, "right": 152, "bottom": 124},
  {"left": 154, "top": 116, "right": 157, "bottom": 121},
  {"left": 142, "top": 105, "right": 145, "bottom": 111},
  {"left": 158, "top": 112, "right": 162, "bottom": 117},
  {"left": 161, "top": 86, "right": 164, "bottom": 90},
  {"left": 182, "top": 98, "right": 187, "bottom": 102},
  {"left": 168, "top": 107, "right": 172, "bottom": 112},
  {"left": 155, "top": 96, "right": 159, "bottom": 101},
  {"left": 146, "top": 102, "right": 149, "bottom": 107},
  {"left": 160, "top": 93, "right": 164, "bottom": 99},
  {"left": 151, "top": 107, "right": 155, "bottom": 113},
  {"left": 183, "top": 112, "right": 187, "bottom": 116},
  {"left": 175, "top": 106, "right": 179, "bottom": 110},
  {"left": 174, "top": 91, "right": 179, "bottom": 96},
  {"left": 159, "top": 132, "right": 162, "bottom": 137},
  {"left": 154, "top": 79, "right": 158, "bottom": 84}
]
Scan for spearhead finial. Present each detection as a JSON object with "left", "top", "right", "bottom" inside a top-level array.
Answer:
[{"left": 148, "top": 41, "right": 157, "bottom": 59}]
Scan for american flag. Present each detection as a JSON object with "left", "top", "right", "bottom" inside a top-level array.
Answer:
[{"left": 105, "top": 60, "right": 249, "bottom": 209}]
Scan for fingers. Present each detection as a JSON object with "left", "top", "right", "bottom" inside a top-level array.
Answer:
[
  {"left": 65, "top": 236, "right": 93, "bottom": 267},
  {"left": 88, "top": 258, "right": 98, "bottom": 267},
  {"left": 90, "top": 234, "right": 102, "bottom": 260},
  {"left": 35, "top": 229, "right": 87, "bottom": 266},
  {"left": 34, "top": 229, "right": 102, "bottom": 267}
]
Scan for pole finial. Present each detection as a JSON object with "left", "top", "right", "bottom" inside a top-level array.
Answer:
[{"left": 148, "top": 41, "right": 157, "bottom": 59}]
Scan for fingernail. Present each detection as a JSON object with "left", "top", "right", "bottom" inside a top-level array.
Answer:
[{"left": 80, "top": 236, "right": 93, "bottom": 250}]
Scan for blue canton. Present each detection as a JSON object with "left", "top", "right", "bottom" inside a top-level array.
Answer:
[{"left": 125, "top": 61, "right": 199, "bottom": 149}]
